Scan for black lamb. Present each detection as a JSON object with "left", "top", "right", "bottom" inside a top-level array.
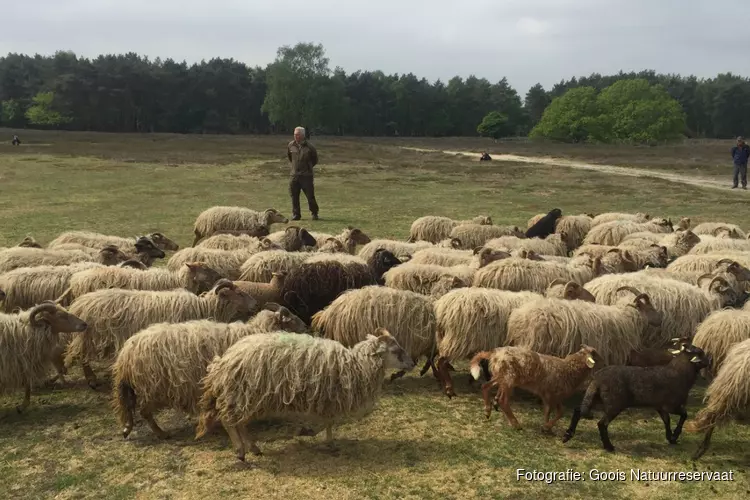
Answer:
[{"left": 525, "top": 208, "right": 562, "bottom": 239}]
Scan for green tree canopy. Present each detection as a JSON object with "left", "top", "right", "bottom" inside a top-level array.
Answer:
[
  {"left": 529, "top": 87, "right": 603, "bottom": 142},
  {"left": 477, "top": 111, "right": 511, "bottom": 139},
  {"left": 25, "top": 91, "right": 71, "bottom": 126}
]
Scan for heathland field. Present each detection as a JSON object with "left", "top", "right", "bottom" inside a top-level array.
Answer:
[{"left": 0, "top": 129, "right": 748, "bottom": 499}]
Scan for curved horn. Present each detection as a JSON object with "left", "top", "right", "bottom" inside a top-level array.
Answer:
[
  {"left": 708, "top": 276, "right": 729, "bottom": 290},
  {"left": 615, "top": 286, "right": 643, "bottom": 297},
  {"left": 29, "top": 302, "right": 59, "bottom": 326},
  {"left": 696, "top": 273, "right": 715, "bottom": 288},
  {"left": 213, "top": 279, "right": 236, "bottom": 293},
  {"left": 548, "top": 278, "right": 568, "bottom": 288},
  {"left": 606, "top": 248, "right": 621, "bottom": 254},
  {"left": 717, "top": 258, "right": 737, "bottom": 266}
]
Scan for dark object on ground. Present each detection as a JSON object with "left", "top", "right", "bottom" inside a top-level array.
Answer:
[
  {"left": 480, "top": 152, "right": 492, "bottom": 161},
  {"left": 561, "top": 340, "right": 711, "bottom": 452},
  {"left": 525, "top": 208, "right": 562, "bottom": 239},
  {"left": 12, "top": 135, "right": 20, "bottom": 146}
]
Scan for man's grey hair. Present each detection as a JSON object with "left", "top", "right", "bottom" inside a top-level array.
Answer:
[{"left": 294, "top": 126, "right": 306, "bottom": 136}]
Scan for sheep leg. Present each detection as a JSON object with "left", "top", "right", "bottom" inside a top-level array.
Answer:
[
  {"left": 670, "top": 409, "right": 688, "bottom": 444},
  {"left": 657, "top": 409, "right": 673, "bottom": 444},
  {"left": 543, "top": 403, "right": 565, "bottom": 431},
  {"left": 596, "top": 410, "right": 621, "bottom": 452},
  {"left": 389, "top": 370, "right": 406, "bottom": 381},
  {"left": 140, "top": 406, "right": 169, "bottom": 440},
  {"left": 237, "top": 424, "right": 262, "bottom": 456},
  {"left": 418, "top": 357, "right": 434, "bottom": 377},
  {"left": 497, "top": 389, "right": 521, "bottom": 430},
  {"left": 540, "top": 404, "right": 552, "bottom": 433},
  {"left": 692, "top": 427, "right": 714, "bottom": 460},
  {"left": 224, "top": 424, "right": 246, "bottom": 462},
  {"left": 16, "top": 384, "right": 31, "bottom": 414},
  {"left": 322, "top": 425, "right": 340, "bottom": 454},
  {"left": 481, "top": 381, "right": 496, "bottom": 419},
  {"left": 82, "top": 363, "right": 99, "bottom": 389},
  {"left": 562, "top": 408, "right": 582, "bottom": 443},
  {"left": 436, "top": 357, "right": 455, "bottom": 398}
]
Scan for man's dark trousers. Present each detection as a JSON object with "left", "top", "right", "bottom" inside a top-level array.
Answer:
[
  {"left": 734, "top": 163, "right": 748, "bottom": 188},
  {"left": 290, "top": 175, "right": 318, "bottom": 218}
]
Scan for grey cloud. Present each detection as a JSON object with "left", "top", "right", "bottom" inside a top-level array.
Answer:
[{"left": 1, "top": 0, "right": 747, "bottom": 94}]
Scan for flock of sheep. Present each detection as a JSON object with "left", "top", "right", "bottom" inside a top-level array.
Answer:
[{"left": 2, "top": 205, "right": 750, "bottom": 463}]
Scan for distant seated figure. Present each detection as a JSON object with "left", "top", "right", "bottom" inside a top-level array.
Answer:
[
  {"left": 479, "top": 152, "right": 492, "bottom": 161},
  {"left": 11, "top": 134, "right": 20, "bottom": 146}
]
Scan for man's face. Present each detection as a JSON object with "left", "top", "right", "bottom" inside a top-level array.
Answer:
[
  {"left": 739, "top": 140, "right": 745, "bottom": 147},
  {"left": 294, "top": 130, "right": 304, "bottom": 143}
]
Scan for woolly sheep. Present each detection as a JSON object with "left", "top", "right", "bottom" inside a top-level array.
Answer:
[
  {"left": 485, "top": 233, "right": 568, "bottom": 257},
  {"left": 525, "top": 208, "right": 562, "bottom": 239},
  {"left": 65, "top": 279, "right": 258, "bottom": 388},
  {"left": 689, "top": 237, "right": 750, "bottom": 255},
  {"left": 563, "top": 341, "right": 710, "bottom": 452},
  {"left": 472, "top": 255, "right": 602, "bottom": 294},
  {"left": 59, "top": 261, "right": 224, "bottom": 305},
  {"left": 192, "top": 206, "right": 289, "bottom": 246},
  {"left": 311, "top": 286, "right": 437, "bottom": 379},
  {"left": 230, "top": 272, "right": 287, "bottom": 309},
  {"left": 0, "top": 246, "right": 129, "bottom": 274},
  {"left": 383, "top": 263, "right": 476, "bottom": 295},
  {"left": 195, "top": 329, "right": 415, "bottom": 462},
  {"left": 667, "top": 254, "right": 750, "bottom": 279},
  {"left": 583, "top": 218, "right": 673, "bottom": 246},
  {"left": 113, "top": 303, "right": 307, "bottom": 439},
  {"left": 584, "top": 274, "right": 743, "bottom": 347},
  {"left": 620, "top": 230, "right": 701, "bottom": 259},
  {"left": 448, "top": 224, "right": 525, "bottom": 250},
  {"left": 310, "top": 227, "right": 372, "bottom": 254},
  {"left": 238, "top": 250, "right": 311, "bottom": 283},
  {"left": 48, "top": 231, "right": 179, "bottom": 253},
  {"left": 506, "top": 287, "right": 661, "bottom": 366},
  {"left": 433, "top": 283, "right": 595, "bottom": 397},
  {"left": 692, "top": 309, "right": 750, "bottom": 374},
  {"left": 408, "top": 215, "right": 492, "bottom": 244},
  {"left": 0, "top": 303, "right": 87, "bottom": 412},
  {"left": 196, "top": 234, "right": 281, "bottom": 252},
  {"left": 266, "top": 226, "right": 318, "bottom": 251},
  {"left": 526, "top": 214, "right": 593, "bottom": 250},
  {"left": 470, "top": 345, "right": 601, "bottom": 431},
  {"left": 686, "top": 338, "right": 750, "bottom": 459},
  {"left": 0, "top": 262, "right": 103, "bottom": 312},
  {"left": 280, "top": 250, "right": 401, "bottom": 324},
  {"left": 598, "top": 246, "right": 669, "bottom": 274},
  {"left": 591, "top": 212, "right": 651, "bottom": 226},
  {"left": 358, "top": 239, "right": 433, "bottom": 262},
  {"left": 691, "top": 222, "right": 746, "bottom": 239},
  {"left": 167, "top": 247, "right": 256, "bottom": 280},
  {"left": 407, "top": 246, "right": 507, "bottom": 269},
  {"left": 17, "top": 236, "right": 42, "bottom": 248}
]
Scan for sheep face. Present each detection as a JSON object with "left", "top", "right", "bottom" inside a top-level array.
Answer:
[
  {"left": 264, "top": 303, "right": 308, "bottom": 333},
  {"left": 135, "top": 237, "right": 167, "bottom": 260},
  {"left": 296, "top": 228, "right": 318, "bottom": 248},
  {"left": 346, "top": 227, "right": 372, "bottom": 245},
  {"left": 634, "top": 294, "right": 662, "bottom": 327},
  {"left": 652, "top": 218, "right": 674, "bottom": 232},
  {"left": 646, "top": 246, "right": 669, "bottom": 268},
  {"left": 98, "top": 246, "right": 130, "bottom": 266},
  {"left": 717, "top": 260, "right": 750, "bottom": 282},
  {"left": 477, "top": 248, "right": 511, "bottom": 268},
  {"left": 264, "top": 208, "right": 289, "bottom": 225},
  {"left": 148, "top": 232, "right": 180, "bottom": 252},
  {"left": 185, "top": 262, "right": 224, "bottom": 294},
  {"left": 670, "top": 343, "right": 712, "bottom": 373},
  {"left": 214, "top": 281, "right": 258, "bottom": 317},
  {"left": 370, "top": 249, "right": 402, "bottom": 279},
  {"left": 17, "top": 237, "right": 42, "bottom": 248},
  {"left": 701, "top": 275, "right": 746, "bottom": 307},
  {"left": 563, "top": 282, "right": 596, "bottom": 303},
  {"left": 576, "top": 344, "right": 602, "bottom": 368},
  {"left": 30, "top": 303, "right": 88, "bottom": 333},
  {"left": 678, "top": 230, "right": 700, "bottom": 248},
  {"left": 373, "top": 329, "right": 415, "bottom": 371},
  {"left": 677, "top": 218, "right": 691, "bottom": 231}
]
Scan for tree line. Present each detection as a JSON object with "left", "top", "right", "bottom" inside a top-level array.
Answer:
[{"left": 0, "top": 43, "right": 747, "bottom": 140}]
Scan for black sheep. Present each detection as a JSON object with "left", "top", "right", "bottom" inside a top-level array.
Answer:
[
  {"left": 561, "top": 340, "right": 711, "bottom": 452},
  {"left": 281, "top": 249, "right": 402, "bottom": 324},
  {"left": 525, "top": 208, "right": 562, "bottom": 239}
]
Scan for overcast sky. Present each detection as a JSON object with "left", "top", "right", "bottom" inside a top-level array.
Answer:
[{"left": 2, "top": 0, "right": 747, "bottom": 94}]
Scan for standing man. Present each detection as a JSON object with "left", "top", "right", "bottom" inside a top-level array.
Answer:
[
  {"left": 731, "top": 136, "right": 750, "bottom": 190},
  {"left": 287, "top": 126, "right": 319, "bottom": 220}
]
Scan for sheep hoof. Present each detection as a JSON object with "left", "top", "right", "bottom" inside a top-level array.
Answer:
[
  {"left": 540, "top": 426, "right": 554, "bottom": 435},
  {"left": 122, "top": 428, "right": 132, "bottom": 439},
  {"left": 604, "top": 446, "right": 615, "bottom": 453},
  {"left": 561, "top": 433, "right": 573, "bottom": 443}
]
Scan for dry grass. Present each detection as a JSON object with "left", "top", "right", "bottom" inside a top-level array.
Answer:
[{"left": 1, "top": 130, "right": 750, "bottom": 499}]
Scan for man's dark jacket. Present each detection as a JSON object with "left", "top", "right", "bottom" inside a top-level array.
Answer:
[
  {"left": 288, "top": 140, "right": 318, "bottom": 176},
  {"left": 732, "top": 144, "right": 750, "bottom": 166}
]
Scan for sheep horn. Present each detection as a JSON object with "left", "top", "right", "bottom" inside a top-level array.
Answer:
[
  {"left": 708, "top": 276, "right": 729, "bottom": 290},
  {"left": 696, "top": 273, "right": 715, "bottom": 288},
  {"left": 213, "top": 279, "right": 236, "bottom": 293},
  {"left": 717, "top": 259, "right": 737, "bottom": 266},
  {"left": 29, "top": 302, "right": 59, "bottom": 327},
  {"left": 606, "top": 248, "right": 621, "bottom": 254},
  {"left": 615, "top": 286, "right": 643, "bottom": 297},
  {"left": 548, "top": 278, "right": 568, "bottom": 288},
  {"left": 263, "top": 302, "right": 281, "bottom": 312}
]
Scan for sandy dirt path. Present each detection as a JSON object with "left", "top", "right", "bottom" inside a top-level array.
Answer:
[{"left": 403, "top": 147, "right": 739, "bottom": 192}]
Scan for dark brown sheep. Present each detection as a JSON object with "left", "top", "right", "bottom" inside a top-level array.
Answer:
[
  {"left": 562, "top": 340, "right": 711, "bottom": 452},
  {"left": 526, "top": 208, "right": 563, "bottom": 240},
  {"left": 281, "top": 249, "right": 402, "bottom": 323}
]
